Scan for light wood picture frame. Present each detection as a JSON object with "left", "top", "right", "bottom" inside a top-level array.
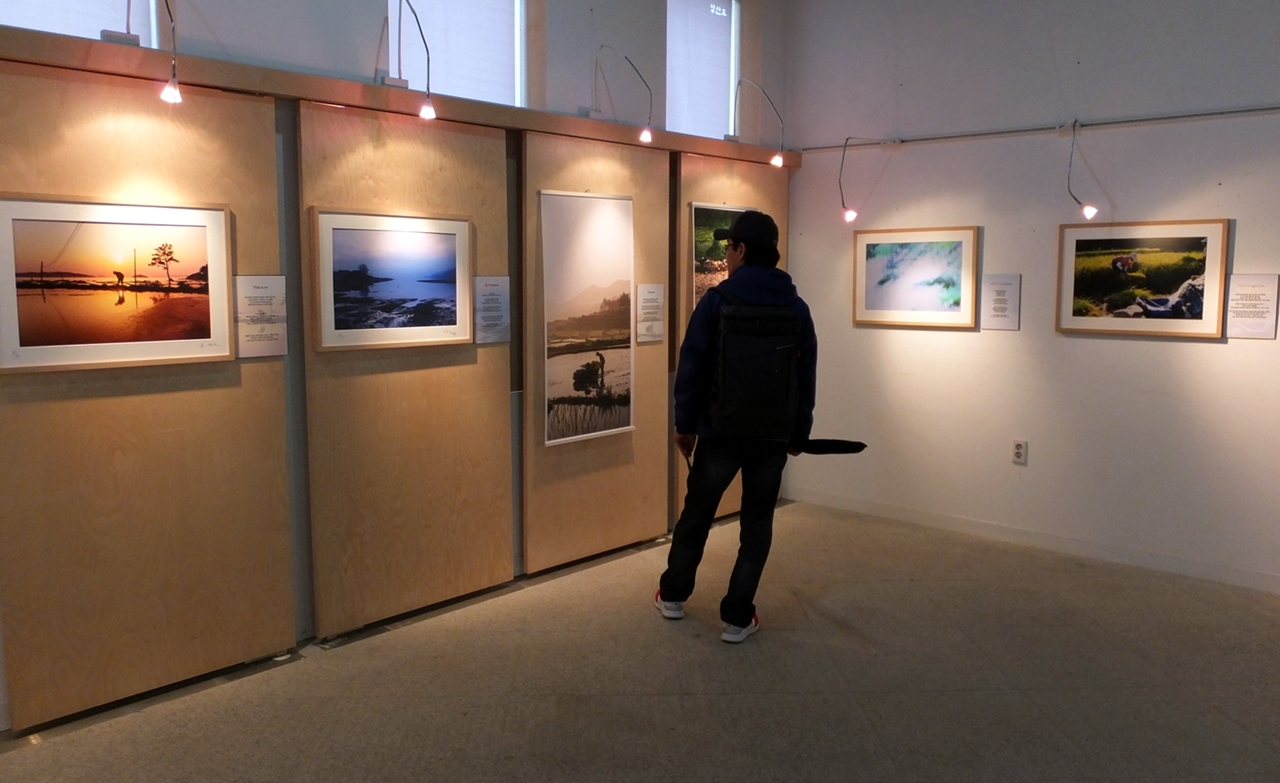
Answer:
[
  {"left": 0, "top": 196, "right": 233, "bottom": 372},
  {"left": 853, "top": 226, "right": 980, "bottom": 328},
  {"left": 1056, "top": 219, "right": 1229, "bottom": 338},
  {"left": 312, "top": 209, "right": 472, "bottom": 350}
]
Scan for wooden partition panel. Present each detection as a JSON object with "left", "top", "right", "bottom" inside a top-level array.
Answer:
[
  {"left": 0, "top": 62, "right": 293, "bottom": 730},
  {"left": 671, "top": 154, "right": 791, "bottom": 524},
  {"left": 522, "top": 133, "right": 669, "bottom": 573},
  {"left": 299, "top": 103, "right": 513, "bottom": 639}
]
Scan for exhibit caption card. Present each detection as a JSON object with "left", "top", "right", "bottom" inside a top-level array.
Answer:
[
  {"left": 234, "top": 275, "right": 287, "bottom": 357},
  {"left": 474, "top": 276, "right": 511, "bottom": 344},
  {"left": 636, "top": 283, "right": 664, "bottom": 343},
  {"left": 1226, "top": 274, "right": 1278, "bottom": 340},
  {"left": 981, "top": 274, "right": 1021, "bottom": 331}
]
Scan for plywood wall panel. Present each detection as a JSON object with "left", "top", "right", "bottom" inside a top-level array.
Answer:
[
  {"left": 299, "top": 103, "right": 513, "bottom": 639},
  {"left": 672, "top": 154, "right": 790, "bottom": 523},
  {"left": 522, "top": 133, "right": 669, "bottom": 573},
  {"left": 0, "top": 61, "right": 293, "bottom": 731}
]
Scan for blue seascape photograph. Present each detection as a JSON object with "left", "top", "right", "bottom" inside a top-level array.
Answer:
[{"left": 331, "top": 227, "right": 458, "bottom": 330}]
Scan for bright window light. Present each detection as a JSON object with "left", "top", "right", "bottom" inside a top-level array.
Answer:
[
  {"left": 389, "top": 0, "right": 522, "bottom": 107},
  {"left": 666, "top": 0, "right": 737, "bottom": 139},
  {"left": 1, "top": 0, "right": 157, "bottom": 47}
]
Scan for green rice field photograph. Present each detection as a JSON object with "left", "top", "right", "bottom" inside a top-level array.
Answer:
[{"left": 1070, "top": 236, "right": 1208, "bottom": 319}]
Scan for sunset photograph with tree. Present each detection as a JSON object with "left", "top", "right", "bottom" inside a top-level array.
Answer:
[{"left": 12, "top": 219, "right": 211, "bottom": 347}]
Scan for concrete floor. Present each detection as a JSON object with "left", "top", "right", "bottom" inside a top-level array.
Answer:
[{"left": 2, "top": 501, "right": 1280, "bottom": 782}]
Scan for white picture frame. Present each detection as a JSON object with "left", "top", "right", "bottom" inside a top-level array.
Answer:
[
  {"left": 0, "top": 196, "right": 233, "bottom": 372},
  {"left": 312, "top": 209, "right": 473, "bottom": 350}
]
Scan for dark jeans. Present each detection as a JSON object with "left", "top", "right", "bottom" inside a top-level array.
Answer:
[{"left": 659, "top": 437, "right": 789, "bottom": 627}]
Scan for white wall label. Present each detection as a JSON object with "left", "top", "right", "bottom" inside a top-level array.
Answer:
[
  {"left": 636, "top": 283, "right": 665, "bottom": 343},
  {"left": 981, "top": 274, "right": 1021, "bottom": 331},
  {"left": 234, "top": 275, "right": 288, "bottom": 358},
  {"left": 1226, "top": 274, "right": 1278, "bottom": 340},
  {"left": 474, "top": 276, "right": 511, "bottom": 344}
]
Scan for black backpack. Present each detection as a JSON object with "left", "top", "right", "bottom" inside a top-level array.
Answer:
[{"left": 709, "top": 288, "right": 801, "bottom": 440}]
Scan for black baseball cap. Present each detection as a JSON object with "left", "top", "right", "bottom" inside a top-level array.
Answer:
[{"left": 713, "top": 210, "right": 779, "bottom": 247}]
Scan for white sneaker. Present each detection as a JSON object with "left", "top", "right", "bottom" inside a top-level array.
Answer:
[
  {"left": 721, "top": 615, "right": 759, "bottom": 643},
  {"left": 654, "top": 589, "right": 685, "bottom": 619}
]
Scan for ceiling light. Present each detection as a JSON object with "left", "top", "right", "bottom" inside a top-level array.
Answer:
[
  {"left": 639, "top": 127, "right": 653, "bottom": 143},
  {"left": 844, "top": 209, "right": 858, "bottom": 223}
]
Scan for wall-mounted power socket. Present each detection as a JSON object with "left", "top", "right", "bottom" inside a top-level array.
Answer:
[{"left": 1012, "top": 440, "right": 1028, "bottom": 466}]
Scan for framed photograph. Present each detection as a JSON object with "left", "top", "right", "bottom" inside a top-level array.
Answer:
[
  {"left": 691, "top": 203, "right": 754, "bottom": 308},
  {"left": 312, "top": 209, "right": 472, "bottom": 350},
  {"left": 0, "top": 196, "right": 232, "bottom": 372},
  {"left": 1056, "top": 220, "right": 1229, "bottom": 338},
  {"left": 853, "top": 226, "right": 979, "bottom": 328},
  {"left": 540, "top": 191, "right": 634, "bottom": 446}
]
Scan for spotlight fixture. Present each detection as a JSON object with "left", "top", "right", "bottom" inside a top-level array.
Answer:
[
  {"left": 591, "top": 47, "right": 653, "bottom": 143},
  {"left": 727, "top": 78, "right": 786, "bottom": 167},
  {"left": 159, "top": 0, "right": 181, "bottom": 104},
  {"left": 402, "top": 0, "right": 436, "bottom": 120},
  {"left": 160, "top": 76, "right": 182, "bottom": 104},
  {"left": 622, "top": 52, "right": 654, "bottom": 143},
  {"left": 419, "top": 96, "right": 436, "bottom": 120},
  {"left": 838, "top": 137, "right": 858, "bottom": 223},
  {"left": 1067, "top": 120, "right": 1097, "bottom": 220}
]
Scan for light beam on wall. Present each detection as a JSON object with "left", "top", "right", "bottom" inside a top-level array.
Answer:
[
  {"left": 727, "top": 78, "right": 786, "bottom": 167},
  {"left": 1067, "top": 120, "right": 1097, "bottom": 220}
]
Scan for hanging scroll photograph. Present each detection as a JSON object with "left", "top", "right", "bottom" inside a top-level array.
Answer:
[
  {"left": 853, "top": 226, "right": 979, "bottom": 328},
  {"left": 0, "top": 197, "right": 233, "bottom": 371},
  {"left": 540, "top": 191, "right": 635, "bottom": 445},
  {"left": 313, "top": 210, "right": 472, "bottom": 349},
  {"left": 1056, "top": 220, "right": 1229, "bottom": 338}
]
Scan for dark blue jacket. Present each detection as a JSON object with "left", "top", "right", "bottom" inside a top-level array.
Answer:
[{"left": 674, "top": 264, "right": 817, "bottom": 446}]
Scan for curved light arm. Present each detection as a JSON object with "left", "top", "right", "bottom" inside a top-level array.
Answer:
[
  {"left": 403, "top": 0, "right": 432, "bottom": 96},
  {"left": 732, "top": 77, "right": 784, "bottom": 152},
  {"left": 623, "top": 55, "right": 653, "bottom": 127}
]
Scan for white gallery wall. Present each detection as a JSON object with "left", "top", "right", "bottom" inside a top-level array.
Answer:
[
  {"left": 781, "top": 0, "right": 1280, "bottom": 591},
  {"left": 176, "top": 0, "right": 387, "bottom": 81}
]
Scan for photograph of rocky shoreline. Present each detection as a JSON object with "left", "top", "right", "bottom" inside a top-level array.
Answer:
[{"left": 331, "top": 227, "right": 458, "bottom": 331}]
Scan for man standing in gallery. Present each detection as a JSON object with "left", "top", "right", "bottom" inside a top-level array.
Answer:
[{"left": 655, "top": 210, "right": 817, "bottom": 643}]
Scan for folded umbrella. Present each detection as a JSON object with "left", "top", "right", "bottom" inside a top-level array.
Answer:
[{"left": 797, "top": 438, "right": 867, "bottom": 455}]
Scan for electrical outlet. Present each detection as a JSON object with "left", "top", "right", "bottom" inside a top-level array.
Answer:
[{"left": 1012, "top": 440, "right": 1028, "bottom": 466}]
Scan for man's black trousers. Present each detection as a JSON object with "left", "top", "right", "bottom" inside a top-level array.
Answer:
[{"left": 659, "top": 437, "right": 789, "bottom": 628}]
